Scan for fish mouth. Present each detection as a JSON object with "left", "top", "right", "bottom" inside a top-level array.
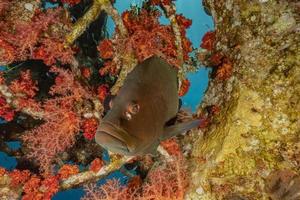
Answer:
[
  {"left": 98, "top": 121, "right": 128, "bottom": 142},
  {"left": 96, "top": 121, "right": 134, "bottom": 153}
]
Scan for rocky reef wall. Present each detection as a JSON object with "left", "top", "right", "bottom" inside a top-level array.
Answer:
[{"left": 185, "top": 0, "right": 300, "bottom": 199}]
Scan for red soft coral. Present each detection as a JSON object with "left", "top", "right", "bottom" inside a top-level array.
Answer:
[
  {"left": 22, "top": 109, "right": 80, "bottom": 174},
  {"left": 9, "top": 70, "right": 38, "bottom": 98},
  {"left": 82, "top": 118, "right": 99, "bottom": 140},
  {"left": 99, "top": 61, "right": 119, "bottom": 76},
  {"left": 160, "top": 138, "right": 182, "bottom": 157},
  {"left": 200, "top": 31, "right": 216, "bottom": 51},
  {"left": 81, "top": 67, "right": 91, "bottom": 79},
  {"left": 149, "top": 0, "right": 172, "bottom": 6},
  {"left": 82, "top": 157, "right": 188, "bottom": 200},
  {"left": 97, "top": 39, "right": 114, "bottom": 59},
  {"left": 0, "top": 8, "right": 74, "bottom": 65},
  {"left": 215, "top": 58, "right": 233, "bottom": 80},
  {"left": 0, "top": 97, "right": 15, "bottom": 121},
  {"left": 22, "top": 175, "right": 59, "bottom": 200},
  {"left": 0, "top": 38, "right": 16, "bottom": 64},
  {"left": 89, "top": 158, "right": 104, "bottom": 173},
  {"left": 33, "top": 38, "right": 75, "bottom": 66},
  {"left": 97, "top": 84, "right": 109, "bottom": 103},
  {"left": 9, "top": 169, "right": 31, "bottom": 187},
  {"left": 21, "top": 68, "right": 87, "bottom": 174},
  {"left": 121, "top": 9, "right": 191, "bottom": 67},
  {"left": 58, "top": 164, "right": 79, "bottom": 179}
]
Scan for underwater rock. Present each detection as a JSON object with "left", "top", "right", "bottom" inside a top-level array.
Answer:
[{"left": 185, "top": 0, "right": 300, "bottom": 199}]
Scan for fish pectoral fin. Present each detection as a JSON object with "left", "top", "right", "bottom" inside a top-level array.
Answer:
[{"left": 161, "top": 119, "right": 201, "bottom": 141}]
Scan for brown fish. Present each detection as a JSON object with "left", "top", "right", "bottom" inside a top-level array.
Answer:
[{"left": 95, "top": 56, "right": 200, "bottom": 156}]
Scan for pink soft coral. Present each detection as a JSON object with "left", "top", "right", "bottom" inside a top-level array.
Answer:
[
  {"left": 82, "top": 157, "right": 188, "bottom": 200},
  {"left": 0, "top": 7, "right": 74, "bottom": 65},
  {"left": 21, "top": 67, "right": 88, "bottom": 174}
]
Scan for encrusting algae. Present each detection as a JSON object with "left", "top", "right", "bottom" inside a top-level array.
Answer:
[{"left": 184, "top": 0, "right": 300, "bottom": 199}]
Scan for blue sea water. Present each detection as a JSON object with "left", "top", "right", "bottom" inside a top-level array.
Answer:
[{"left": 0, "top": 0, "right": 213, "bottom": 199}]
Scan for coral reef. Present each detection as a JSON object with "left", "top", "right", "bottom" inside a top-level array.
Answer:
[
  {"left": 1, "top": 0, "right": 298, "bottom": 199},
  {"left": 185, "top": 0, "right": 300, "bottom": 199},
  {"left": 0, "top": 0, "right": 197, "bottom": 198}
]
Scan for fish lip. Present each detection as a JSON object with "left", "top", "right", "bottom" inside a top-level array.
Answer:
[
  {"left": 98, "top": 121, "right": 132, "bottom": 150},
  {"left": 98, "top": 121, "right": 129, "bottom": 142},
  {"left": 96, "top": 130, "right": 130, "bottom": 153},
  {"left": 98, "top": 121, "right": 138, "bottom": 153}
]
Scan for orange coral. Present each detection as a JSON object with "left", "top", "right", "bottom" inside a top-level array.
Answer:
[
  {"left": 97, "top": 39, "right": 114, "bottom": 59},
  {"left": 200, "top": 31, "right": 216, "bottom": 51},
  {"left": 9, "top": 169, "right": 31, "bottom": 187},
  {"left": 160, "top": 138, "right": 182, "bottom": 157},
  {"left": 58, "top": 164, "right": 80, "bottom": 179},
  {"left": 22, "top": 109, "right": 80, "bottom": 174},
  {"left": 39, "top": 176, "right": 59, "bottom": 199},
  {"left": 23, "top": 176, "right": 41, "bottom": 195},
  {"left": 97, "top": 84, "right": 109, "bottom": 103},
  {"left": 0, "top": 8, "right": 71, "bottom": 65},
  {"left": 0, "top": 167, "right": 6, "bottom": 176},
  {"left": 215, "top": 58, "right": 233, "bottom": 80},
  {"left": 0, "top": 38, "right": 16, "bottom": 64},
  {"left": 120, "top": 9, "right": 191, "bottom": 67},
  {"left": 82, "top": 118, "right": 99, "bottom": 140},
  {"left": 9, "top": 70, "right": 38, "bottom": 98},
  {"left": 22, "top": 175, "right": 59, "bottom": 200},
  {"left": 176, "top": 14, "right": 192, "bottom": 29},
  {"left": 178, "top": 78, "right": 190, "bottom": 96},
  {"left": 210, "top": 52, "right": 223, "bottom": 66},
  {"left": 81, "top": 67, "right": 91, "bottom": 79},
  {"left": 99, "top": 61, "right": 118, "bottom": 76},
  {"left": 0, "top": 97, "right": 15, "bottom": 121},
  {"left": 90, "top": 158, "right": 104, "bottom": 173},
  {"left": 82, "top": 157, "right": 188, "bottom": 200},
  {"left": 33, "top": 38, "right": 75, "bottom": 66}
]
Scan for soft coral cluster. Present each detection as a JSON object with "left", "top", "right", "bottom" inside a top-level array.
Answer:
[
  {"left": 9, "top": 70, "right": 38, "bottom": 98},
  {"left": 0, "top": 6, "right": 74, "bottom": 65},
  {"left": 0, "top": 168, "right": 59, "bottom": 200},
  {"left": 98, "top": 7, "right": 192, "bottom": 75},
  {"left": 122, "top": 9, "right": 192, "bottom": 67},
  {"left": 22, "top": 175, "right": 59, "bottom": 200},
  {"left": 82, "top": 157, "right": 188, "bottom": 200},
  {"left": 0, "top": 97, "right": 15, "bottom": 121},
  {"left": 21, "top": 67, "right": 89, "bottom": 174},
  {"left": 82, "top": 117, "right": 99, "bottom": 140}
]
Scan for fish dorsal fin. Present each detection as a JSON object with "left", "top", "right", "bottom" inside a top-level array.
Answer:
[{"left": 161, "top": 119, "right": 201, "bottom": 141}]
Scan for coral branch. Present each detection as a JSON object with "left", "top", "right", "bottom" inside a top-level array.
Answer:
[
  {"left": 160, "top": 3, "right": 185, "bottom": 84},
  {"left": 65, "top": 0, "right": 128, "bottom": 45},
  {"left": 0, "top": 79, "right": 44, "bottom": 119},
  {"left": 110, "top": 54, "right": 137, "bottom": 95},
  {"left": 60, "top": 155, "right": 132, "bottom": 190},
  {"left": 65, "top": 0, "right": 103, "bottom": 45},
  {"left": 161, "top": 3, "right": 183, "bottom": 66},
  {"left": 98, "top": 0, "right": 128, "bottom": 37}
]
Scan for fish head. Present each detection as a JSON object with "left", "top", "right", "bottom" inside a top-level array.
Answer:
[{"left": 95, "top": 94, "right": 142, "bottom": 155}]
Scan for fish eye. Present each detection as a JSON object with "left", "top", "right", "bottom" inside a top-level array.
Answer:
[{"left": 128, "top": 102, "right": 140, "bottom": 115}]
